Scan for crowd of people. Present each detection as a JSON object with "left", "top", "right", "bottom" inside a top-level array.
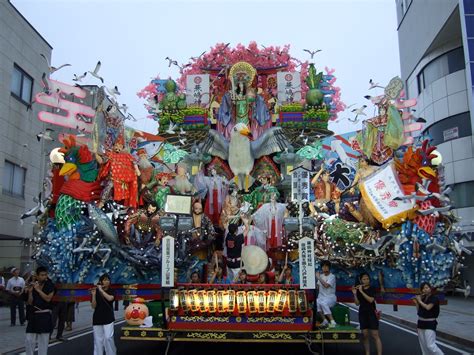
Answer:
[{"left": 0, "top": 263, "right": 445, "bottom": 355}]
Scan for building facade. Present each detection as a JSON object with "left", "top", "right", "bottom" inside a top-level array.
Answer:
[
  {"left": 396, "top": 0, "right": 474, "bottom": 293},
  {"left": 0, "top": 1, "right": 53, "bottom": 272}
]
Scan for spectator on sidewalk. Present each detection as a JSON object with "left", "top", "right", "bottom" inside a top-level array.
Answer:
[
  {"left": 51, "top": 300, "right": 67, "bottom": 341},
  {"left": 65, "top": 302, "right": 76, "bottom": 331},
  {"left": 316, "top": 260, "right": 337, "bottom": 328},
  {"left": 91, "top": 273, "right": 116, "bottom": 355},
  {"left": 6, "top": 267, "right": 25, "bottom": 326},
  {"left": 352, "top": 272, "right": 382, "bottom": 355},
  {"left": 413, "top": 282, "right": 444, "bottom": 355},
  {"left": 25, "top": 266, "right": 55, "bottom": 355},
  {"left": 0, "top": 272, "right": 5, "bottom": 302}
]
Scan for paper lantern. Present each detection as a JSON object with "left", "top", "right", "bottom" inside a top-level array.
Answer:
[
  {"left": 288, "top": 290, "right": 297, "bottom": 313},
  {"left": 257, "top": 291, "right": 267, "bottom": 313},
  {"left": 236, "top": 291, "right": 247, "bottom": 313},
  {"left": 247, "top": 291, "right": 257, "bottom": 313},
  {"left": 169, "top": 289, "right": 179, "bottom": 311}
]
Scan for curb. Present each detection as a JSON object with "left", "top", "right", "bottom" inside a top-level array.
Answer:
[{"left": 381, "top": 313, "right": 474, "bottom": 350}]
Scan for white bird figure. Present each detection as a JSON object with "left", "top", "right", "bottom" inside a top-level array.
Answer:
[
  {"left": 351, "top": 105, "right": 367, "bottom": 119},
  {"left": 147, "top": 95, "right": 161, "bottom": 114},
  {"left": 41, "top": 73, "right": 51, "bottom": 94},
  {"left": 303, "top": 49, "right": 322, "bottom": 59},
  {"left": 454, "top": 282, "right": 471, "bottom": 298},
  {"left": 364, "top": 94, "right": 385, "bottom": 105},
  {"left": 369, "top": 79, "right": 384, "bottom": 90},
  {"left": 179, "top": 127, "right": 186, "bottom": 136},
  {"left": 165, "top": 57, "right": 178, "bottom": 67},
  {"left": 190, "top": 51, "right": 206, "bottom": 61},
  {"left": 119, "top": 103, "right": 129, "bottom": 113},
  {"left": 88, "top": 61, "right": 104, "bottom": 83},
  {"left": 165, "top": 121, "right": 178, "bottom": 135},
  {"left": 360, "top": 234, "right": 394, "bottom": 256},
  {"left": 106, "top": 85, "right": 121, "bottom": 97},
  {"left": 75, "top": 125, "right": 87, "bottom": 137},
  {"left": 393, "top": 236, "right": 408, "bottom": 253},
  {"left": 36, "top": 128, "right": 54, "bottom": 142},
  {"left": 452, "top": 240, "right": 472, "bottom": 256},
  {"left": 125, "top": 113, "right": 137, "bottom": 122},
  {"left": 179, "top": 137, "right": 187, "bottom": 146},
  {"left": 73, "top": 72, "right": 87, "bottom": 82},
  {"left": 20, "top": 193, "right": 46, "bottom": 220},
  {"left": 40, "top": 54, "right": 71, "bottom": 74},
  {"left": 202, "top": 123, "right": 290, "bottom": 191},
  {"left": 216, "top": 42, "right": 231, "bottom": 56}
]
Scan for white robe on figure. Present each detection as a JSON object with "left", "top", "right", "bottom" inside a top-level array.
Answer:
[
  {"left": 194, "top": 171, "right": 228, "bottom": 224},
  {"left": 252, "top": 202, "right": 286, "bottom": 249},
  {"left": 238, "top": 224, "right": 266, "bottom": 250}
]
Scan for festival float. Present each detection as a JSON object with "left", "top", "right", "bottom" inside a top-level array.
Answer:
[{"left": 25, "top": 42, "right": 469, "bottom": 347}]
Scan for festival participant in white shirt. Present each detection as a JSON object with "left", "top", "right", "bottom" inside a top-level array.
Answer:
[
  {"left": 316, "top": 260, "right": 337, "bottom": 328},
  {"left": 6, "top": 267, "right": 25, "bottom": 326}
]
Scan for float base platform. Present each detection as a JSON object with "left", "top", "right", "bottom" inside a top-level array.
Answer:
[
  {"left": 121, "top": 325, "right": 360, "bottom": 343},
  {"left": 167, "top": 313, "right": 313, "bottom": 331}
]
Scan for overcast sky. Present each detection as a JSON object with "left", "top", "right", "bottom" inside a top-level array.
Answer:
[{"left": 11, "top": 0, "right": 401, "bottom": 135}]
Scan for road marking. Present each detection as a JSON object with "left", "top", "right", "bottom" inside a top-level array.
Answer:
[
  {"left": 67, "top": 320, "right": 125, "bottom": 340},
  {"left": 347, "top": 306, "right": 471, "bottom": 355},
  {"left": 16, "top": 320, "right": 126, "bottom": 354}
]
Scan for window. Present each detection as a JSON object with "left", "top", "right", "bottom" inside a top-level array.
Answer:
[
  {"left": 2, "top": 160, "right": 26, "bottom": 198},
  {"left": 422, "top": 112, "right": 471, "bottom": 145},
  {"left": 450, "top": 181, "right": 474, "bottom": 209},
  {"left": 417, "top": 47, "right": 465, "bottom": 94},
  {"left": 11, "top": 64, "right": 33, "bottom": 104}
]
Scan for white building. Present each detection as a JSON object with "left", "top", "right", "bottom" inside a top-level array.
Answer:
[
  {"left": 396, "top": 0, "right": 474, "bottom": 293},
  {"left": 0, "top": 1, "right": 53, "bottom": 272}
]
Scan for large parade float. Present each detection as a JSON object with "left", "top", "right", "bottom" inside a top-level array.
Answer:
[{"left": 26, "top": 43, "right": 469, "bottom": 347}]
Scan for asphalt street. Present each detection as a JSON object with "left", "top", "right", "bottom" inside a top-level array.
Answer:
[{"left": 14, "top": 310, "right": 472, "bottom": 355}]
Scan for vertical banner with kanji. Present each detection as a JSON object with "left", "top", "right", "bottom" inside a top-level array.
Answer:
[
  {"left": 277, "top": 72, "right": 301, "bottom": 103},
  {"left": 360, "top": 163, "right": 416, "bottom": 229},
  {"left": 298, "top": 237, "right": 315, "bottom": 289},
  {"left": 161, "top": 235, "right": 175, "bottom": 287},
  {"left": 186, "top": 74, "right": 210, "bottom": 105},
  {"left": 291, "top": 167, "right": 310, "bottom": 202}
]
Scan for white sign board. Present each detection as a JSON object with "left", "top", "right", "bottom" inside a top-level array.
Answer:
[
  {"left": 298, "top": 237, "right": 316, "bottom": 289},
  {"left": 161, "top": 235, "right": 175, "bottom": 287},
  {"left": 186, "top": 74, "right": 210, "bottom": 105},
  {"left": 360, "top": 163, "right": 415, "bottom": 229},
  {"left": 443, "top": 127, "right": 459, "bottom": 141},
  {"left": 277, "top": 71, "right": 301, "bottom": 103},
  {"left": 291, "top": 167, "right": 310, "bottom": 202}
]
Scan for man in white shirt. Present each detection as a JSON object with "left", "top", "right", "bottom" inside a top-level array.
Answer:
[
  {"left": 6, "top": 267, "right": 25, "bottom": 326},
  {"left": 316, "top": 260, "right": 337, "bottom": 328}
]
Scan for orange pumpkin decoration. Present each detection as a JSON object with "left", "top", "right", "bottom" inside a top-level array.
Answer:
[{"left": 124, "top": 297, "right": 149, "bottom": 326}]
